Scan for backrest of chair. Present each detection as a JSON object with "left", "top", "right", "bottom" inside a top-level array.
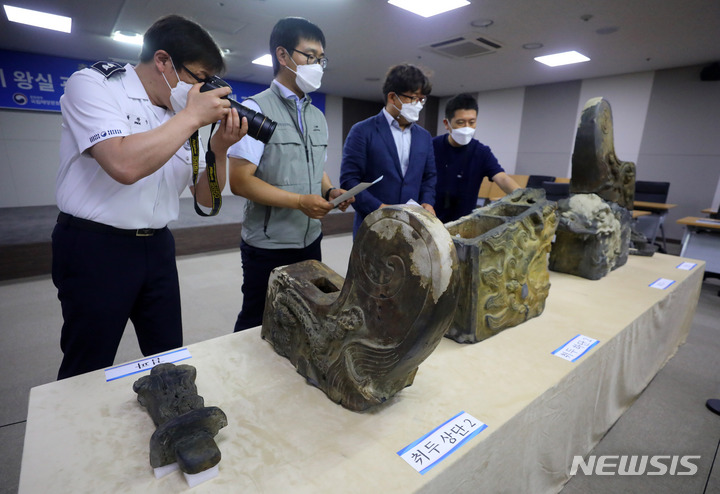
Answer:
[
  {"left": 541, "top": 181, "right": 570, "bottom": 202},
  {"left": 527, "top": 175, "right": 557, "bottom": 188},
  {"left": 635, "top": 181, "right": 670, "bottom": 203}
]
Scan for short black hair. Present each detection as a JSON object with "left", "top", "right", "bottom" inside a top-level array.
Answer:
[
  {"left": 382, "top": 64, "right": 432, "bottom": 102},
  {"left": 445, "top": 93, "right": 478, "bottom": 120},
  {"left": 270, "top": 17, "right": 326, "bottom": 75},
  {"left": 139, "top": 15, "right": 225, "bottom": 74}
]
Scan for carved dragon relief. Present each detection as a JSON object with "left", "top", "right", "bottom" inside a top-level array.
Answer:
[
  {"left": 261, "top": 205, "right": 458, "bottom": 412},
  {"left": 445, "top": 188, "right": 558, "bottom": 343}
]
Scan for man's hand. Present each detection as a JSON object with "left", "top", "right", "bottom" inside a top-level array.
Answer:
[
  {"left": 210, "top": 110, "right": 248, "bottom": 155},
  {"left": 327, "top": 188, "right": 354, "bottom": 212},
  {"left": 297, "top": 194, "right": 334, "bottom": 219},
  {"left": 421, "top": 203, "right": 436, "bottom": 216},
  {"left": 182, "top": 83, "right": 232, "bottom": 128}
]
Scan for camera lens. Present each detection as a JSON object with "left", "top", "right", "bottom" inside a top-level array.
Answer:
[
  {"left": 228, "top": 99, "right": 277, "bottom": 144},
  {"left": 199, "top": 79, "right": 277, "bottom": 144}
]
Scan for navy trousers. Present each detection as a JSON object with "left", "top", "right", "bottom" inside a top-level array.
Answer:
[
  {"left": 234, "top": 234, "right": 322, "bottom": 332},
  {"left": 52, "top": 221, "right": 182, "bottom": 379}
]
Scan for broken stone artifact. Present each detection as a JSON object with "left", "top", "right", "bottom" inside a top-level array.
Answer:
[
  {"left": 549, "top": 193, "right": 631, "bottom": 280},
  {"left": 567, "top": 96, "right": 655, "bottom": 256},
  {"left": 444, "top": 188, "right": 558, "bottom": 343},
  {"left": 133, "top": 363, "right": 227, "bottom": 486},
  {"left": 569, "top": 97, "right": 636, "bottom": 209},
  {"left": 261, "top": 205, "right": 458, "bottom": 412},
  {"left": 548, "top": 97, "right": 638, "bottom": 279}
]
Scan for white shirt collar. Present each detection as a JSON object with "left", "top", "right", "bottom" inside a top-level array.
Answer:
[
  {"left": 124, "top": 64, "right": 150, "bottom": 100},
  {"left": 382, "top": 107, "right": 412, "bottom": 131},
  {"left": 273, "top": 79, "right": 306, "bottom": 103}
]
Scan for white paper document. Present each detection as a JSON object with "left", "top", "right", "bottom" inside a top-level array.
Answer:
[{"left": 330, "top": 175, "right": 383, "bottom": 207}]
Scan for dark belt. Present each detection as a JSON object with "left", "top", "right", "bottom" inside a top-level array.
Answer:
[{"left": 57, "top": 212, "right": 166, "bottom": 237}]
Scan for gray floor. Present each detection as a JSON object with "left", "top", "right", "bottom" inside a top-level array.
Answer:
[{"left": 1, "top": 235, "right": 719, "bottom": 493}]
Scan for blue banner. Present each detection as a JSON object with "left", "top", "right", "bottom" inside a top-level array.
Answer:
[
  {"left": 0, "top": 49, "right": 325, "bottom": 113},
  {"left": 0, "top": 49, "right": 91, "bottom": 112}
]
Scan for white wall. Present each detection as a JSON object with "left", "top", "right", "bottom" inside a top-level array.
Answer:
[
  {"left": 576, "top": 71, "right": 655, "bottom": 171},
  {"left": 323, "top": 94, "right": 343, "bottom": 188},
  {"left": 0, "top": 110, "right": 62, "bottom": 207},
  {"left": 475, "top": 87, "right": 525, "bottom": 174}
]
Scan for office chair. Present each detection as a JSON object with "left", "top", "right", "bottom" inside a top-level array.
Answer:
[
  {"left": 540, "top": 181, "right": 570, "bottom": 202},
  {"left": 527, "top": 175, "right": 557, "bottom": 188},
  {"left": 634, "top": 181, "right": 670, "bottom": 252}
]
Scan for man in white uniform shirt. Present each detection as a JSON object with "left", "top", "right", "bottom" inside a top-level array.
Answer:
[{"left": 54, "top": 15, "right": 247, "bottom": 379}]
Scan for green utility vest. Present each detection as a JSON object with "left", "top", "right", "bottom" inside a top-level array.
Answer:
[{"left": 242, "top": 84, "right": 328, "bottom": 249}]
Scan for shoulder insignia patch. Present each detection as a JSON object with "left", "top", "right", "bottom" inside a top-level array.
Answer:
[{"left": 90, "top": 61, "right": 126, "bottom": 78}]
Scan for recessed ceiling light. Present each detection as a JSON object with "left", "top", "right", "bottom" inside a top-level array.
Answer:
[
  {"left": 111, "top": 31, "right": 144, "bottom": 46},
  {"left": 252, "top": 54, "right": 273, "bottom": 67},
  {"left": 523, "top": 42, "right": 544, "bottom": 50},
  {"left": 388, "top": 0, "right": 470, "bottom": 18},
  {"left": 534, "top": 50, "right": 590, "bottom": 67},
  {"left": 3, "top": 4, "right": 72, "bottom": 33}
]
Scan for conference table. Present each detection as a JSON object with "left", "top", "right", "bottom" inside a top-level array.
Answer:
[
  {"left": 20, "top": 253, "right": 704, "bottom": 493},
  {"left": 633, "top": 200, "right": 677, "bottom": 252},
  {"left": 677, "top": 216, "right": 720, "bottom": 274}
]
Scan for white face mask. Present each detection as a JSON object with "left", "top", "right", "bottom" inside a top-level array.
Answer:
[
  {"left": 287, "top": 56, "right": 324, "bottom": 94},
  {"left": 394, "top": 97, "right": 424, "bottom": 123},
  {"left": 162, "top": 62, "right": 193, "bottom": 112},
  {"left": 450, "top": 126, "right": 475, "bottom": 146}
]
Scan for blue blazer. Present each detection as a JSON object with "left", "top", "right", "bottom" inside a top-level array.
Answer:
[{"left": 340, "top": 111, "right": 437, "bottom": 235}]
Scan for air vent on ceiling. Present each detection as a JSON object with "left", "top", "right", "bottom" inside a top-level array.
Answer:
[{"left": 422, "top": 34, "right": 502, "bottom": 59}]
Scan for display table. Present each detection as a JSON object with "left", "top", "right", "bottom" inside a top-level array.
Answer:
[{"left": 20, "top": 254, "right": 704, "bottom": 493}]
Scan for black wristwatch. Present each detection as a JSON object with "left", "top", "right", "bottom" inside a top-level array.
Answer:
[{"left": 324, "top": 187, "right": 336, "bottom": 201}]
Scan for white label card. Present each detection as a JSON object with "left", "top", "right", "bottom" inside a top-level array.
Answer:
[
  {"left": 104, "top": 348, "right": 192, "bottom": 382},
  {"left": 676, "top": 262, "right": 697, "bottom": 271},
  {"left": 397, "top": 411, "right": 487, "bottom": 474},
  {"left": 552, "top": 334, "right": 599, "bottom": 362},
  {"left": 649, "top": 278, "right": 675, "bottom": 290}
]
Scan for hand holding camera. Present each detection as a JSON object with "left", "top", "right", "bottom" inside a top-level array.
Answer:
[{"left": 199, "top": 76, "right": 277, "bottom": 144}]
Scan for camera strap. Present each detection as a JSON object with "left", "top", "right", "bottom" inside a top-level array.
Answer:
[{"left": 189, "top": 125, "right": 222, "bottom": 216}]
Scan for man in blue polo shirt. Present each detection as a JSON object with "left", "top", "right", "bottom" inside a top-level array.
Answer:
[{"left": 433, "top": 93, "right": 519, "bottom": 223}]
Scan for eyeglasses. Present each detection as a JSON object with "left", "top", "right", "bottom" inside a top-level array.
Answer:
[
  {"left": 290, "top": 48, "right": 328, "bottom": 69},
  {"left": 397, "top": 93, "right": 427, "bottom": 105},
  {"left": 180, "top": 64, "right": 206, "bottom": 83}
]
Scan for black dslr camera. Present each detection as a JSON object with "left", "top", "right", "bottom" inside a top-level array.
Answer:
[{"left": 199, "top": 75, "right": 277, "bottom": 144}]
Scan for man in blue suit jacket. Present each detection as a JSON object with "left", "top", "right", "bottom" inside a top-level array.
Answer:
[{"left": 340, "top": 64, "right": 437, "bottom": 236}]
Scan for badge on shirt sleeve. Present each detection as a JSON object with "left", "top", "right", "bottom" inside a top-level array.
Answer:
[{"left": 90, "top": 61, "right": 126, "bottom": 79}]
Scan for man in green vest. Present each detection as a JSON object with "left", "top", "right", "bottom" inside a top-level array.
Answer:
[{"left": 227, "top": 17, "right": 351, "bottom": 332}]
